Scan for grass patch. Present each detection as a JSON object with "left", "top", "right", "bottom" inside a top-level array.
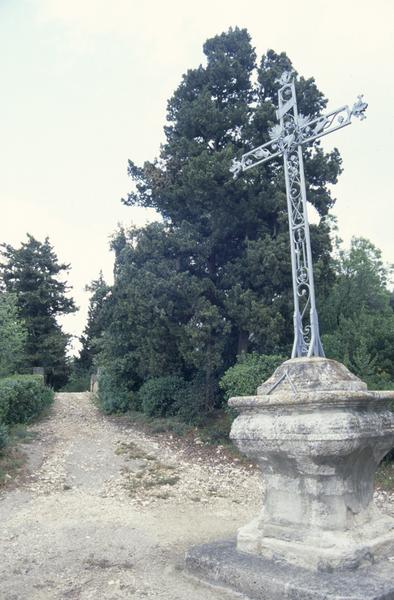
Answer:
[
  {"left": 115, "top": 441, "right": 156, "bottom": 461},
  {"left": 10, "top": 423, "right": 38, "bottom": 443},
  {"left": 0, "top": 447, "right": 25, "bottom": 487},
  {"left": 0, "top": 423, "right": 41, "bottom": 488},
  {"left": 124, "top": 460, "right": 180, "bottom": 496},
  {"left": 121, "top": 407, "right": 251, "bottom": 465},
  {"left": 197, "top": 410, "right": 234, "bottom": 445},
  {"left": 125, "top": 408, "right": 234, "bottom": 446},
  {"left": 144, "top": 474, "right": 179, "bottom": 488},
  {"left": 113, "top": 430, "right": 181, "bottom": 497},
  {"left": 126, "top": 410, "right": 194, "bottom": 437}
]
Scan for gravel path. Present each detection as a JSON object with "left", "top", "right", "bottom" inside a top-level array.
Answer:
[
  {"left": 0, "top": 393, "right": 261, "bottom": 600},
  {"left": 1, "top": 393, "right": 392, "bottom": 600}
]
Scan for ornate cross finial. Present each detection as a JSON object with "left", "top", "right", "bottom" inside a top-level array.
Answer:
[{"left": 351, "top": 95, "right": 368, "bottom": 120}]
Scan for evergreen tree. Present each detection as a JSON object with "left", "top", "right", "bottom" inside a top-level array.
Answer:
[
  {"left": 110, "top": 28, "right": 341, "bottom": 408},
  {"left": 0, "top": 292, "right": 27, "bottom": 376},
  {"left": 78, "top": 272, "right": 111, "bottom": 373},
  {"left": 321, "top": 237, "right": 394, "bottom": 387},
  {"left": 0, "top": 234, "right": 77, "bottom": 388}
]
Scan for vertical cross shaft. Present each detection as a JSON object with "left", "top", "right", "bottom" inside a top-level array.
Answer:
[
  {"left": 278, "top": 78, "right": 324, "bottom": 357},
  {"left": 230, "top": 72, "right": 367, "bottom": 358}
]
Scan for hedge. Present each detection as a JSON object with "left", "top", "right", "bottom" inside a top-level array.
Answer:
[
  {"left": 219, "top": 353, "right": 286, "bottom": 401},
  {"left": 0, "top": 374, "right": 54, "bottom": 427},
  {"left": 0, "top": 423, "right": 9, "bottom": 450},
  {"left": 96, "top": 368, "right": 136, "bottom": 414},
  {"left": 138, "top": 375, "right": 187, "bottom": 418}
]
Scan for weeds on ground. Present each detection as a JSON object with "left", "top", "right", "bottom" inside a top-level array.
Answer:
[
  {"left": 121, "top": 408, "right": 253, "bottom": 469},
  {"left": 124, "top": 460, "right": 180, "bottom": 497},
  {"left": 123, "top": 411, "right": 394, "bottom": 493},
  {"left": 115, "top": 440, "right": 180, "bottom": 497},
  {"left": 125, "top": 408, "right": 234, "bottom": 446},
  {"left": 115, "top": 441, "right": 155, "bottom": 461},
  {"left": 0, "top": 424, "right": 38, "bottom": 487}
]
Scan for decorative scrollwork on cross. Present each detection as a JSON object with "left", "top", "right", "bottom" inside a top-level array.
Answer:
[{"left": 231, "top": 74, "right": 367, "bottom": 358}]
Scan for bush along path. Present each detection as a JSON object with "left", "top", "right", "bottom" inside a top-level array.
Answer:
[
  {"left": 0, "top": 374, "right": 54, "bottom": 485},
  {"left": 0, "top": 393, "right": 393, "bottom": 600}
]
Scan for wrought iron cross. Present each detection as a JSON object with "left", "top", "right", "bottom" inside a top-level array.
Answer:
[{"left": 231, "top": 72, "right": 367, "bottom": 358}]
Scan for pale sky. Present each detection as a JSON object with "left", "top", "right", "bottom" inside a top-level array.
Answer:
[{"left": 1, "top": 0, "right": 393, "bottom": 354}]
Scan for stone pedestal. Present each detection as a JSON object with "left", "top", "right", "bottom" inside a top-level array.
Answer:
[{"left": 185, "top": 358, "right": 394, "bottom": 599}]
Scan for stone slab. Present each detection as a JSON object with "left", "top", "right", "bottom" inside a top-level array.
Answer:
[{"left": 185, "top": 539, "right": 394, "bottom": 600}]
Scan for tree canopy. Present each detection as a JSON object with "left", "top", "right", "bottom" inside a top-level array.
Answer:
[
  {"left": 0, "top": 292, "right": 27, "bottom": 377},
  {"left": 321, "top": 237, "right": 394, "bottom": 388},
  {"left": 77, "top": 272, "right": 111, "bottom": 373},
  {"left": 96, "top": 28, "right": 344, "bottom": 410},
  {"left": 0, "top": 234, "right": 77, "bottom": 388}
]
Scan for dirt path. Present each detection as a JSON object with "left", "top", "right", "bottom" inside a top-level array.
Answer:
[
  {"left": 0, "top": 393, "right": 262, "bottom": 600},
  {"left": 1, "top": 393, "right": 393, "bottom": 600}
]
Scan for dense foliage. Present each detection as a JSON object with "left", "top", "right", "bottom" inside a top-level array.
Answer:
[
  {"left": 321, "top": 237, "right": 394, "bottom": 389},
  {"left": 138, "top": 375, "right": 187, "bottom": 417},
  {"left": 79, "top": 29, "right": 393, "bottom": 437},
  {"left": 96, "top": 367, "right": 136, "bottom": 414},
  {"left": 94, "top": 28, "right": 341, "bottom": 415},
  {"left": 0, "top": 374, "right": 54, "bottom": 451},
  {"left": 0, "top": 235, "right": 76, "bottom": 388},
  {"left": 78, "top": 272, "right": 111, "bottom": 373},
  {"left": 0, "top": 292, "right": 27, "bottom": 377},
  {"left": 60, "top": 367, "right": 91, "bottom": 392},
  {"left": 219, "top": 353, "right": 286, "bottom": 401},
  {"left": 0, "top": 423, "right": 9, "bottom": 450}
]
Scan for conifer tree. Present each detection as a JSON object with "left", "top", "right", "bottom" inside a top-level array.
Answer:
[
  {"left": 0, "top": 292, "right": 27, "bottom": 376},
  {"left": 78, "top": 272, "right": 111, "bottom": 372},
  {"left": 112, "top": 28, "right": 342, "bottom": 408},
  {"left": 0, "top": 234, "right": 77, "bottom": 388}
]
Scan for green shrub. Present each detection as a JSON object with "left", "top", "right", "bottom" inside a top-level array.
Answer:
[
  {"left": 138, "top": 375, "right": 187, "bottom": 418},
  {"left": 0, "top": 423, "right": 9, "bottom": 450},
  {"left": 96, "top": 368, "right": 136, "bottom": 414},
  {"left": 171, "top": 376, "right": 208, "bottom": 425},
  {"left": 0, "top": 375, "right": 54, "bottom": 425},
  {"left": 219, "top": 353, "right": 286, "bottom": 401},
  {"left": 0, "top": 385, "right": 10, "bottom": 423}
]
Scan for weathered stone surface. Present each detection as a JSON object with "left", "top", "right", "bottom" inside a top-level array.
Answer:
[
  {"left": 186, "top": 539, "right": 394, "bottom": 600},
  {"left": 228, "top": 357, "right": 394, "bottom": 571}
]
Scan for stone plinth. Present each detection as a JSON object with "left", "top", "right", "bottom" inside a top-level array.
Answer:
[
  {"left": 185, "top": 358, "right": 394, "bottom": 599},
  {"left": 229, "top": 358, "right": 394, "bottom": 571}
]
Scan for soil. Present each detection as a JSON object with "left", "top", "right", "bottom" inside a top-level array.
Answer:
[
  {"left": 0, "top": 393, "right": 260, "bottom": 599},
  {"left": 0, "top": 392, "right": 392, "bottom": 600}
]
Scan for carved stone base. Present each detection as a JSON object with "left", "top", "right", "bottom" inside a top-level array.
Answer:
[
  {"left": 185, "top": 359, "right": 394, "bottom": 598},
  {"left": 229, "top": 358, "right": 394, "bottom": 571},
  {"left": 237, "top": 513, "right": 394, "bottom": 571},
  {"left": 185, "top": 539, "right": 394, "bottom": 600}
]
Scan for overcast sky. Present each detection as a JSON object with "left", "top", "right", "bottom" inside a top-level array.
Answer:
[{"left": 1, "top": 0, "right": 393, "bottom": 354}]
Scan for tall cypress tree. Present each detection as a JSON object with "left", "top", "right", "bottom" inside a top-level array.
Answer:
[{"left": 78, "top": 272, "right": 111, "bottom": 373}]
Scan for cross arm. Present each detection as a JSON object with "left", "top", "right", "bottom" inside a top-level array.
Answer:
[
  {"left": 230, "top": 95, "right": 367, "bottom": 179},
  {"left": 298, "top": 95, "right": 368, "bottom": 146},
  {"left": 230, "top": 136, "right": 282, "bottom": 178}
]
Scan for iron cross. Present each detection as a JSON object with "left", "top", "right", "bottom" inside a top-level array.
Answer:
[{"left": 230, "top": 71, "right": 368, "bottom": 358}]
